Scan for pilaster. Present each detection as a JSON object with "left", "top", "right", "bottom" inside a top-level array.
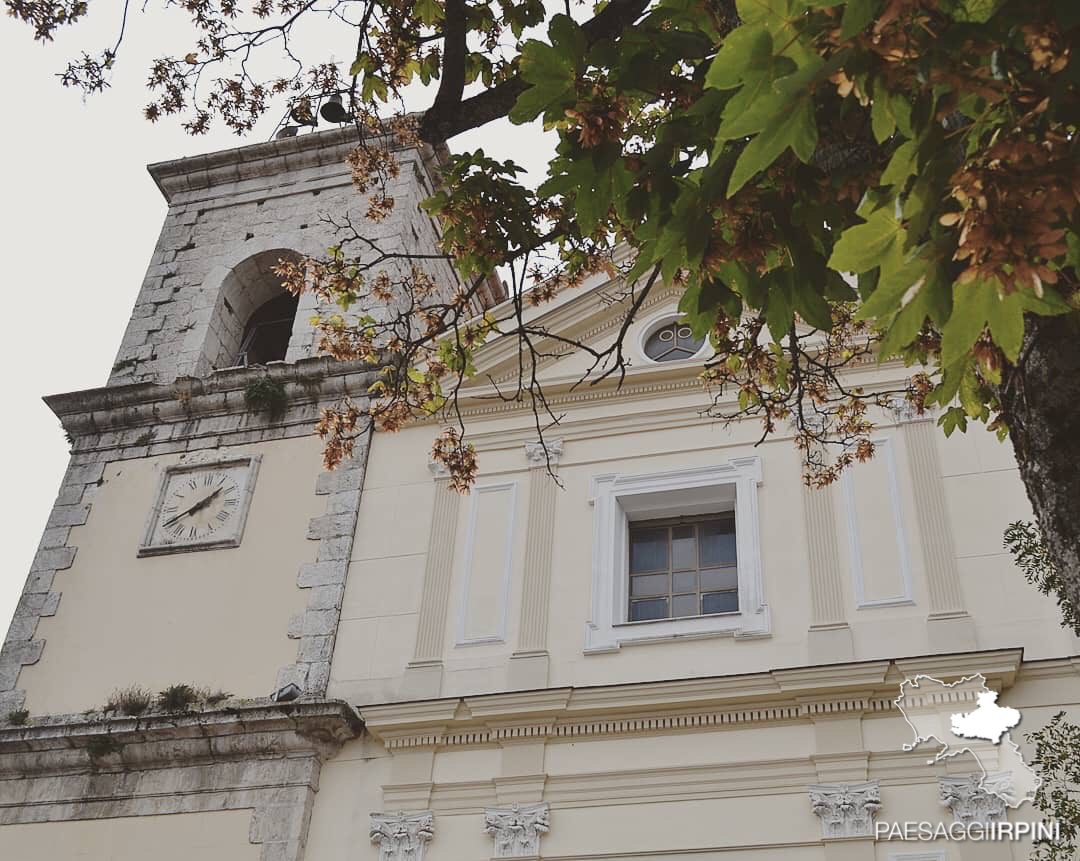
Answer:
[
  {"left": 401, "top": 463, "right": 462, "bottom": 700},
  {"left": 898, "top": 416, "right": 977, "bottom": 651},
  {"left": 803, "top": 480, "right": 854, "bottom": 664},
  {"left": 509, "top": 439, "right": 563, "bottom": 690}
]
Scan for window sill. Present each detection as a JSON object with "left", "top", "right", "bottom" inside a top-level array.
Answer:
[{"left": 585, "top": 605, "right": 772, "bottom": 653}]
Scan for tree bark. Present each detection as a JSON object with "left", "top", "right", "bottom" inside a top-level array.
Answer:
[{"left": 999, "top": 312, "right": 1080, "bottom": 618}]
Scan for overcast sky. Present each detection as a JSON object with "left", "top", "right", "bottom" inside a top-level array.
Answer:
[{"left": 0, "top": 12, "right": 554, "bottom": 629}]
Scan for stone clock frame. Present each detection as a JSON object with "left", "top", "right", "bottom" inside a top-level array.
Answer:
[{"left": 138, "top": 455, "right": 262, "bottom": 557}]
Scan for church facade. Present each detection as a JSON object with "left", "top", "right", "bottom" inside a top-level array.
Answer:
[{"left": 1, "top": 127, "right": 1077, "bottom": 861}]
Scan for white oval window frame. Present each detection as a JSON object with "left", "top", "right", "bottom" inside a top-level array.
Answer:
[{"left": 638, "top": 310, "right": 712, "bottom": 366}]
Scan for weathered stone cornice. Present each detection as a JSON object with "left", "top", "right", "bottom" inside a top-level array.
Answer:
[
  {"left": 45, "top": 356, "right": 375, "bottom": 440},
  {"left": 0, "top": 699, "right": 362, "bottom": 776},
  {"left": 147, "top": 123, "right": 444, "bottom": 204}
]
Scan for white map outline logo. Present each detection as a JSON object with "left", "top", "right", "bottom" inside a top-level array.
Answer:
[{"left": 895, "top": 673, "right": 1040, "bottom": 809}]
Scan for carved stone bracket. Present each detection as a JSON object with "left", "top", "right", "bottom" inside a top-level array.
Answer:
[
  {"left": 484, "top": 802, "right": 550, "bottom": 857},
  {"left": 808, "top": 781, "right": 882, "bottom": 838},
  {"left": 939, "top": 773, "right": 1010, "bottom": 825},
  {"left": 371, "top": 810, "right": 434, "bottom": 861},
  {"left": 523, "top": 438, "right": 564, "bottom": 468}
]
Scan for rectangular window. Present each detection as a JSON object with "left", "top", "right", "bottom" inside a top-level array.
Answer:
[{"left": 628, "top": 514, "right": 738, "bottom": 621}]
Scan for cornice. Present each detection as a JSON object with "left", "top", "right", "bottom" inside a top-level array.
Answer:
[
  {"left": 45, "top": 356, "right": 375, "bottom": 439},
  {"left": 359, "top": 650, "right": 1025, "bottom": 751},
  {"left": 0, "top": 699, "right": 363, "bottom": 775},
  {"left": 892, "top": 648, "right": 1025, "bottom": 689},
  {"left": 147, "top": 121, "right": 445, "bottom": 204}
]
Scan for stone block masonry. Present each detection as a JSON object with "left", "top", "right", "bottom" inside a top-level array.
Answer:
[{"left": 109, "top": 125, "right": 501, "bottom": 388}]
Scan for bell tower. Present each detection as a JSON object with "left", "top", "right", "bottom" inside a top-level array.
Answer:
[
  {"left": 3, "top": 125, "right": 486, "bottom": 715},
  {"left": 0, "top": 125, "right": 505, "bottom": 861},
  {"left": 0, "top": 123, "right": 505, "bottom": 860}
]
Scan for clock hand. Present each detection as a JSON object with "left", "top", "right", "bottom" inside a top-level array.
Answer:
[{"left": 162, "top": 486, "right": 224, "bottom": 528}]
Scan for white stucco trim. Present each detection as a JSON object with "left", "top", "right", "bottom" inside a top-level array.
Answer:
[
  {"left": 584, "top": 457, "right": 769, "bottom": 653},
  {"left": 636, "top": 308, "right": 713, "bottom": 367},
  {"left": 455, "top": 481, "right": 519, "bottom": 647},
  {"left": 840, "top": 436, "right": 915, "bottom": 609}
]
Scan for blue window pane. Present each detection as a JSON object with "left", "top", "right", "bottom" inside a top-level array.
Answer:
[
  {"left": 671, "top": 525, "right": 696, "bottom": 570},
  {"left": 702, "top": 591, "right": 739, "bottom": 614},
  {"left": 672, "top": 594, "right": 698, "bottom": 618},
  {"left": 700, "top": 567, "right": 738, "bottom": 591},
  {"left": 630, "top": 598, "right": 669, "bottom": 621},
  {"left": 630, "top": 527, "right": 667, "bottom": 573},
  {"left": 673, "top": 571, "right": 697, "bottom": 593},
  {"left": 700, "top": 518, "right": 737, "bottom": 567},
  {"left": 631, "top": 573, "right": 669, "bottom": 597}
]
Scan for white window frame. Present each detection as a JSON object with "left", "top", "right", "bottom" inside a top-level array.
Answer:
[
  {"left": 637, "top": 309, "right": 713, "bottom": 366},
  {"left": 585, "top": 456, "right": 769, "bottom": 653}
]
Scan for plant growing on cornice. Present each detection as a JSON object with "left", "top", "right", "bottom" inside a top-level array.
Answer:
[
  {"left": 6, "top": 709, "right": 29, "bottom": 726},
  {"left": 244, "top": 377, "right": 288, "bottom": 420},
  {"left": 105, "top": 685, "right": 154, "bottom": 717},
  {"left": 13, "top": 0, "right": 1080, "bottom": 627},
  {"left": 205, "top": 690, "right": 232, "bottom": 707},
  {"left": 156, "top": 683, "right": 202, "bottom": 713},
  {"left": 1028, "top": 712, "right": 1080, "bottom": 861}
]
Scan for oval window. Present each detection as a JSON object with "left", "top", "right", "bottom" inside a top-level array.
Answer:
[{"left": 643, "top": 320, "right": 705, "bottom": 362}]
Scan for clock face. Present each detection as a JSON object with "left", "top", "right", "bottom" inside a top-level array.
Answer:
[
  {"left": 159, "top": 469, "right": 241, "bottom": 543},
  {"left": 140, "top": 457, "right": 259, "bottom": 555}
]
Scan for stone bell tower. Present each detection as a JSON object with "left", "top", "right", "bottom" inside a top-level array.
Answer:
[{"left": 0, "top": 125, "right": 503, "bottom": 860}]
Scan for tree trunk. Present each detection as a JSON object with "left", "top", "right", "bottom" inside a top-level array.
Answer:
[{"left": 999, "top": 312, "right": 1080, "bottom": 617}]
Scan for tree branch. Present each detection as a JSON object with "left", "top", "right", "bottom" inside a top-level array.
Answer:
[
  {"left": 418, "top": 0, "right": 654, "bottom": 143},
  {"left": 428, "top": 0, "right": 466, "bottom": 124}
]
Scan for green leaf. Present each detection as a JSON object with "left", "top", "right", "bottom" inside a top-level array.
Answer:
[
  {"left": 714, "top": 60, "right": 798, "bottom": 140},
  {"left": 349, "top": 52, "right": 372, "bottom": 77},
  {"left": 727, "top": 95, "right": 817, "bottom": 196},
  {"left": 792, "top": 279, "right": 833, "bottom": 330},
  {"left": 828, "top": 207, "right": 905, "bottom": 274},
  {"left": 938, "top": 406, "right": 968, "bottom": 437},
  {"left": 941, "top": 280, "right": 992, "bottom": 367},
  {"left": 871, "top": 94, "right": 895, "bottom": 143},
  {"left": 958, "top": 365, "right": 987, "bottom": 416},
  {"left": 548, "top": 13, "right": 587, "bottom": 60},
  {"left": 736, "top": 0, "right": 796, "bottom": 24},
  {"left": 955, "top": 0, "right": 1004, "bottom": 22},
  {"left": 509, "top": 39, "right": 576, "bottom": 124},
  {"left": 764, "top": 271, "right": 795, "bottom": 341},
  {"left": 880, "top": 140, "right": 917, "bottom": 187},
  {"left": 855, "top": 251, "right": 928, "bottom": 320},
  {"left": 840, "top": 0, "right": 879, "bottom": 39},
  {"left": 705, "top": 25, "right": 773, "bottom": 91},
  {"left": 984, "top": 287, "right": 1025, "bottom": 361},
  {"left": 414, "top": 0, "right": 442, "bottom": 25}
]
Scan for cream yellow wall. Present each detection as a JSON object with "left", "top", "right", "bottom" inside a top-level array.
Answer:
[
  {"left": 329, "top": 369, "right": 1076, "bottom": 704},
  {"left": 302, "top": 664, "right": 1078, "bottom": 861},
  {"left": 0, "top": 811, "right": 260, "bottom": 861},
  {"left": 19, "top": 435, "right": 325, "bottom": 715}
]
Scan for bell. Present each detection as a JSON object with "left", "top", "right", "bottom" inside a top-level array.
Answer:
[
  {"left": 319, "top": 93, "right": 351, "bottom": 124},
  {"left": 275, "top": 125, "right": 299, "bottom": 140},
  {"left": 288, "top": 100, "right": 317, "bottom": 127}
]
